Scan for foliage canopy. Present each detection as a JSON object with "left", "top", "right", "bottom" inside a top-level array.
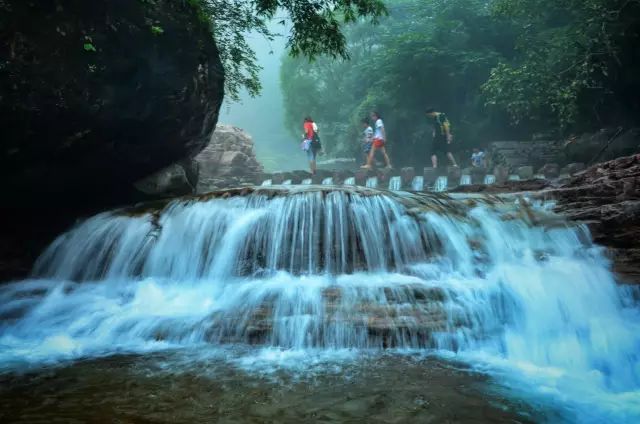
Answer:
[
  {"left": 279, "top": 0, "right": 640, "bottom": 166},
  {"left": 193, "top": 0, "right": 387, "bottom": 100}
]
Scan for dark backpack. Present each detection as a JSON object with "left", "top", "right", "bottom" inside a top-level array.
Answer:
[{"left": 311, "top": 130, "right": 322, "bottom": 150}]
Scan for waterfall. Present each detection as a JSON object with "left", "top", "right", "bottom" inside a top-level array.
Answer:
[
  {"left": 533, "top": 174, "right": 545, "bottom": 180},
  {"left": 508, "top": 175, "right": 521, "bottom": 182},
  {"left": 322, "top": 177, "right": 333, "bottom": 185},
  {"left": 433, "top": 176, "right": 448, "bottom": 192},
  {"left": 261, "top": 179, "right": 273, "bottom": 186},
  {"left": 484, "top": 174, "right": 496, "bottom": 185},
  {"left": 388, "top": 176, "right": 401, "bottom": 191},
  {"left": 365, "top": 177, "right": 378, "bottom": 188},
  {"left": 343, "top": 177, "right": 355, "bottom": 185},
  {"left": 1, "top": 186, "right": 639, "bottom": 422},
  {"left": 459, "top": 174, "right": 471, "bottom": 186},
  {"left": 301, "top": 178, "right": 312, "bottom": 185},
  {"left": 411, "top": 176, "right": 424, "bottom": 191},
  {"left": 282, "top": 180, "right": 292, "bottom": 185}
]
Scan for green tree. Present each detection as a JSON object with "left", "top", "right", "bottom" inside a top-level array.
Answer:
[
  {"left": 281, "top": 0, "right": 513, "bottom": 166},
  {"left": 483, "top": 0, "right": 640, "bottom": 131},
  {"left": 192, "top": 0, "right": 387, "bottom": 100}
]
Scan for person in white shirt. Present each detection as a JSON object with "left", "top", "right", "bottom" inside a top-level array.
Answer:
[
  {"left": 361, "top": 111, "right": 392, "bottom": 169},
  {"left": 360, "top": 118, "right": 374, "bottom": 165},
  {"left": 471, "top": 148, "right": 486, "bottom": 168}
]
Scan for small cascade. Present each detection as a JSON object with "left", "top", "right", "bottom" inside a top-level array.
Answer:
[
  {"left": 282, "top": 180, "right": 292, "bottom": 185},
  {"left": 261, "top": 179, "right": 273, "bottom": 186},
  {"left": 343, "top": 177, "right": 355, "bottom": 186},
  {"left": 533, "top": 174, "right": 545, "bottom": 180},
  {"left": 459, "top": 174, "right": 472, "bottom": 186},
  {"left": 322, "top": 177, "right": 334, "bottom": 185},
  {"left": 1, "top": 186, "right": 640, "bottom": 421},
  {"left": 508, "top": 175, "right": 521, "bottom": 182},
  {"left": 388, "top": 176, "right": 402, "bottom": 191},
  {"left": 365, "top": 177, "right": 378, "bottom": 188},
  {"left": 432, "top": 176, "right": 448, "bottom": 192},
  {"left": 483, "top": 174, "right": 496, "bottom": 185},
  {"left": 301, "top": 178, "right": 313, "bottom": 185},
  {"left": 411, "top": 176, "right": 424, "bottom": 191}
]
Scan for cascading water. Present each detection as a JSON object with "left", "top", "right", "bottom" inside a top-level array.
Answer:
[
  {"left": 261, "top": 179, "right": 273, "bottom": 186},
  {"left": 365, "top": 177, "right": 378, "bottom": 188},
  {"left": 301, "top": 178, "right": 312, "bottom": 185},
  {"left": 484, "top": 174, "right": 496, "bottom": 185},
  {"left": 433, "top": 176, "right": 448, "bottom": 192},
  {"left": 282, "top": 179, "right": 292, "bottom": 185},
  {"left": 322, "top": 177, "right": 333, "bottom": 185},
  {"left": 388, "top": 176, "right": 402, "bottom": 191},
  {"left": 411, "top": 176, "right": 424, "bottom": 191},
  {"left": 1, "top": 186, "right": 639, "bottom": 422},
  {"left": 459, "top": 174, "right": 471, "bottom": 186},
  {"left": 508, "top": 174, "right": 521, "bottom": 182},
  {"left": 343, "top": 177, "right": 355, "bottom": 185}
]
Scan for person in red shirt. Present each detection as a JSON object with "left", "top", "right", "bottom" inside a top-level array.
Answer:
[{"left": 301, "top": 117, "right": 322, "bottom": 175}]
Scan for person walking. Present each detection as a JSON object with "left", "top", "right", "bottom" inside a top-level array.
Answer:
[
  {"left": 360, "top": 118, "right": 374, "bottom": 166},
  {"left": 302, "top": 117, "right": 322, "bottom": 175},
  {"left": 426, "top": 108, "right": 458, "bottom": 168},
  {"left": 361, "top": 111, "right": 391, "bottom": 169},
  {"left": 470, "top": 147, "right": 487, "bottom": 169}
]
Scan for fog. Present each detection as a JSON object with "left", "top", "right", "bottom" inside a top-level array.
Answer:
[{"left": 219, "top": 29, "right": 306, "bottom": 172}]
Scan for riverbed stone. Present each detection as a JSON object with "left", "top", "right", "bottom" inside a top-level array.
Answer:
[
  {"left": 517, "top": 166, "right": 534, "bottom": 180},
  {"left": 537, "top": 163, "right": 560, "bottom": 178},
  {"left": 401, "top": 167, "right": 416, "bottom": 186},
  {"left": 423, "top": 167, "right": 438, "bottom": 185}
]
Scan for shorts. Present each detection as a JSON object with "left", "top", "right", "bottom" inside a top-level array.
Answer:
[
  {"left": 307, "top": 147, "right": 319, "bottom": 161},
  {"left": 372, "top": 138, "right": 385, "bottom": 148},
  {"left": 363, "top": 142, "right": 372, "bottom": 153},
  {"left": 432, "top": 136, "right": 450, "bottom": 156}
]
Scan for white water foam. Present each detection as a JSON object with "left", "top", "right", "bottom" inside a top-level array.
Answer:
[{"left": 0, "top": 188, "right": 638, "bottom": 422}]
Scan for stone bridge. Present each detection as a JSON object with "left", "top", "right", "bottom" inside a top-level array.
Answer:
[{"left": 255, "top": 162, "right": 586, "bottom": 192}]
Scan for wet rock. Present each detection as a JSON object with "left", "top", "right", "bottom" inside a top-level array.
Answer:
[
  {"left": 423, "top": 167, "right": 438, "bottom": 185},
  {"left": 451, "top": 179, "right": 552, "bottom": 194},
  {"left": 537, "top": 163, "right": 560, "bottom": 178},
  {"left": 1, "top": 0, "right": 223, "bottom": 209},
  {"left": 517, "top": 166, "right": 534, "bottom": 180},
  {"left": 134, "top": 163, "right": 194, "bottom": 197},
  {"left": 562, "top": 162, "right": 586, "bottom": 176},
  {"left": 551, "top": 154, "right": 640, "bottom": 283},
  {"left": 447, "top": 166, "right": 461, "bottom": 182},
  {"left": 401, "top": 167, "right": 416, "bottom": 186},
  {"left": 493, "top": 165, "right": 510, "bottom": 183},
  {"left": 194, "top": 125, "right": 263, "bottom": 193}
]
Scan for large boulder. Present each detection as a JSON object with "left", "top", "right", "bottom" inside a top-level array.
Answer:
[
  {"left": 195, "top": 125, "right": 263, "bottom": 193},
  {"left": 0, "top": 0, "right": 224, "bottom": 208},
  {"left": 552, "top": 154, "right": 640, "bottom": 283},
  {"left": 0, "top": 0, "right": 223, "bottom": 282}
]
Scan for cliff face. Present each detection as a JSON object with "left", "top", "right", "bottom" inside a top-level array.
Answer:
[
  {"left": 194, "top": 125, "right": 263, "bottom": 193},
  {"left": 133, "top": 125, "right": 264, "bottom": 196},
  {"left": 0, "top": 0, "right": 224, "bottom": 281},
  {"left": 0, "top": 0, "right": 224, "bottom": 208},
  {"left": 553, "top": 155, "right": 640, "bottom": 284}
]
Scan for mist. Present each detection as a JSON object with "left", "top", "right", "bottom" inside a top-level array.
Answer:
[{"left": 219, "top": 26, "right": 307, "bottom": 172}]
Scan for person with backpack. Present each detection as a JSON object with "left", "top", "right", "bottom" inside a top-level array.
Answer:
[
  {"left": 426, "top": 108, "right": 458, "bottom": 168},
  {"left": 302, "top": 116, "right": 322, "bottom": 175}
]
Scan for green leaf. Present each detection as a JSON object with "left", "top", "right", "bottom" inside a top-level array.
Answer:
[
  {"left": 83, "top": 43, "right": 97, "bottom": 52},
  {"left": 150, "top": 25, "right": 164, "bottom": 36}
]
